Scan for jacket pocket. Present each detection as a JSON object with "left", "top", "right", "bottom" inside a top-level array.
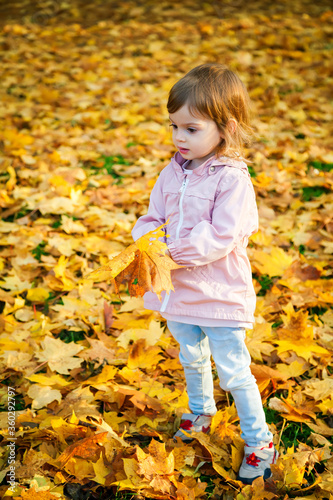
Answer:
[
  {"left": 192, "top": 266, "right": 228, "bottom": 293},
  {"left": 192, "top": 254, "right": 249, "bottom": 293}
]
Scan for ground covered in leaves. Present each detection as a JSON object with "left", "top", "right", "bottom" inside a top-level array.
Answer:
[{"left": 0, "top": 1, "right": 333, "bottom": 499}]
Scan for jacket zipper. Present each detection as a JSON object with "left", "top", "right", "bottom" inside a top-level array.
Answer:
[{"left": 160, "top": 175, "right": 189, "bottom": 313}]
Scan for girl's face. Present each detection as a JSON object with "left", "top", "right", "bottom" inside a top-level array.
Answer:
[{"left": 169, "top": 103, "right": 224, "bottom": 169}]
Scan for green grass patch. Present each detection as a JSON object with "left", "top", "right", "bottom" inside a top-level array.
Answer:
[
  {"left": 0, "top": 392, "right": 25, "bottom": 412},
  {"left": 83, "top": 154, "right": 130, "bottom": 184},
  {"left": 298, "top": 244, "right": 306, "bottom": 255},
  {"left": 41, "top": 292, "right": 64, "bottom": 314},
  {"left": 253, "top": 273, "right": 277, "bottom": 296},
  {"left": 58, "top": 329, "right": 87, "bottom": 343},
  {"left": 104, "top": 118, "right": 115, "bottom": 130},
  {"left": 308, "top": 160, "right": 333, "bottom": 172},
  {"left": 102, "top": 154, "right": 130, "bottom": 175},
  {"left": 31, "top": 241, "right": 49, "bottom": 261},
  {"left": 2, "top": 207, "right": 32, "bottom": 222},
  {"left": 0, "top": 172, "right": 10, "bottom": 183},
  {"left": 272, "top": 319, "right": 283, "bottom": 329},
  {"left": 264, "top": 407, "right": 280, "bottom": 425},
  {"left": 51, "top": 219, "right": 62, "bottom": 229},
  {"left": 308, "top": 306, "right": 328, "bottom": 317},
  {"left": 264, "top": 406, "right": 313, "bottom": 449},
  {"left": 302, "top": 186, "right": 331, "bottom": 201},
  {"left": 198, "top": 474, "right": 215, "bottom": 497},
  {"left": 248, "top": 166, "right": 256, "bottom": 178}
]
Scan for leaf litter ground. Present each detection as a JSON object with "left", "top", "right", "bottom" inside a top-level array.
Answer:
[{"left": 0, "top": 1, "right": 332, "bottom": 499}]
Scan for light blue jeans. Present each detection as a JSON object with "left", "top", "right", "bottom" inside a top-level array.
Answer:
[{"left": 167, "top": 321, "right": 273, "bottom": 447}]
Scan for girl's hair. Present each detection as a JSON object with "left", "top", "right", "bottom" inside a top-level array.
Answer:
[{"left": 167, "top": 63, "right": 254, "bottom": 159}]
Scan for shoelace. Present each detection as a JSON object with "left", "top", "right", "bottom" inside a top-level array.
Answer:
[
  {"left": 179, "top": 419, "right": 211, "bottom": 433},
  {"left": 245, "top": 442, "right": 274, "bottom": 467},
  {"left": 246, "top": 452, "right": 261, "bottom": 467},
  {"left": 180, "top": 420, "right": 193, "bottom": 430}
]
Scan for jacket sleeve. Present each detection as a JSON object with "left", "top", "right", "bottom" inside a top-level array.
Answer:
[
  {"left": 131, "top": 171, "right": 166, "bottom": 243},
  {"left": 168, "top": 170, "right": 258, "bottom": 266}
]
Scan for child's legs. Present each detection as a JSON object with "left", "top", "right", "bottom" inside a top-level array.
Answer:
[
  {"left": 202, "top": 326, "right": 273, "bottom": 447},
  {"left": 167, "top": 320, "right": 217, "bottom": 416}
]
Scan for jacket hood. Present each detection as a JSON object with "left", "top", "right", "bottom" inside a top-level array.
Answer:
[{"left": 172, "top": 151, "right": 249, "bottom": 176}]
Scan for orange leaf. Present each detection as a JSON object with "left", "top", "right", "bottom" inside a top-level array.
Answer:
[
  {"left": 137, "top": 439, "right": 174, "bottom": 479},
  {"left": 268, "top": 393, "right": 317, "bottom": 422},
  {"left": 86, "top": 222, "right": 182, "bottom": 299},
  {"left": 19, "top": 489, "right": 61, "bottom": 500},
  {"left": 56, "top": 431, "right": 109, "bottom": 465}
]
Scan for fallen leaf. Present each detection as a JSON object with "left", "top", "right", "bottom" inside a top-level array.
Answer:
[
  {"left": 35, "top": 336, "right": 84, "bottom": 374},
  {"left": 27, "top": 384, "right": 62, "bottom": 410},
  {"left": 87, "top": 223, "right": 182, "bottom": 299}
]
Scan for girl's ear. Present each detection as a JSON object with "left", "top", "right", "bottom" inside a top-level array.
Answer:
[{"left": 227, "top": 118, "right": 237, "bottom": 134}]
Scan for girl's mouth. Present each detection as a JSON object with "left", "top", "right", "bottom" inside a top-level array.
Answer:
[{"left": 179, "top": 148, "right": 189, "bottom": 154}]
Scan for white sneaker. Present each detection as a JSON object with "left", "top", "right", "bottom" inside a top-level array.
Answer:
[
  {"left": 173, "top": 413, "right": 213, "bottom": 441},
  {"left": 237, "top": 442, "right": 279, "bottom": 484}
]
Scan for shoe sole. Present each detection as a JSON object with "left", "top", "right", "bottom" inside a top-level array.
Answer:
[{"left": 237, "top": 468, "right": 272, "bottom": 484}]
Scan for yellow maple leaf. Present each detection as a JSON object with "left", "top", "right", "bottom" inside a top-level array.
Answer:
[
  {"left": 103, "top": 411, "right": 128, "bottom": 432},
  {"left": 231, "top": 435, "right": 245, "bottom": 475},
  {"left": 127, "top": 339, "right": 163, "bottom": 370},
  {"left": 240, "top": 476, "right": 278, "bottom": 499},
  {"left": 92, "top": 450, "right": 111, "bottom": 485},
  {"left": 245, "top": 323, "right": 275, "bottom": 362},
  {"left": 61, "top": 456, "right": 96, "bottom": 482},
  {"left": 275, "top": 340, "right": 329, "bottom": 363},
  {"left": 276, "top": 360, "right": 309, "bottom": 379},
  {"left": 52, "top": 255, "right": 77, "bottom": 291},
  {"left": 86, "top": 222, "right": 182, "bottom": 299},
  {"left": 27, "top": 384, "right": 62, "bottom": 410},
  {"left": 302, "top": 378, "right": 333, "bottom": 401},
  {"left": 316, "top": 398, "right": 333, "bottom": 415},
  {"left": 173, "top": 445, "right": 196, "bottom": 471},
  {"left": 26, "top": 287, "right": 50, "bottom": 303},
  {"left": 26, "top": 373, "right": 70, "bottom": 387},
  {"left": 35, "top": 336, "right": 84, "bottom": 374},
  {"left": 113, "top": 457, "right": 143, "bottom": 491},
  {"left": 49, "top": 416, "right": 81, "bottom": 445},
  {"left": 116, "top": 319, "right": 164, "bottom": 349},
  {"left": 271, "top": 445, "right": 307, "bottom": 488},
  {"left": 268, "top": 389, "right": 317, "bottom": 423},
  {"left": 275, "top": 303, "right": 331, "bottom": 360},
  {"left": 252, "top": 247, "right": 294, "bottom": 276},
  {"left": 138, "top": 439, "right": 175, "bottom": 479},
  {"left": 81, "top": 364, "right": 117, "bottom": 386},
  {"left": 211, "top": 405, "right": 239, "bottom": 438}
]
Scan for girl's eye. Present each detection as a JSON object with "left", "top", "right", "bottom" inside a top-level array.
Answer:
[{"left": 169, "top": 124, "right": 196, "bottom": 133}]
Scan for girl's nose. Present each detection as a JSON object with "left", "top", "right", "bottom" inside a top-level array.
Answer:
[{"left": 174, "top": 129, "right": 185, "bottom": 141}]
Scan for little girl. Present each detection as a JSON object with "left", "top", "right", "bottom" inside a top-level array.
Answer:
[{"left": 131, "top": 63, "right": 278, "bottom": 485}]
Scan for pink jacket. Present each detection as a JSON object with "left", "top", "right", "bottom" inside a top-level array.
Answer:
[{"left": 131, "top": 151, "right": 259, "bottom": 324}]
